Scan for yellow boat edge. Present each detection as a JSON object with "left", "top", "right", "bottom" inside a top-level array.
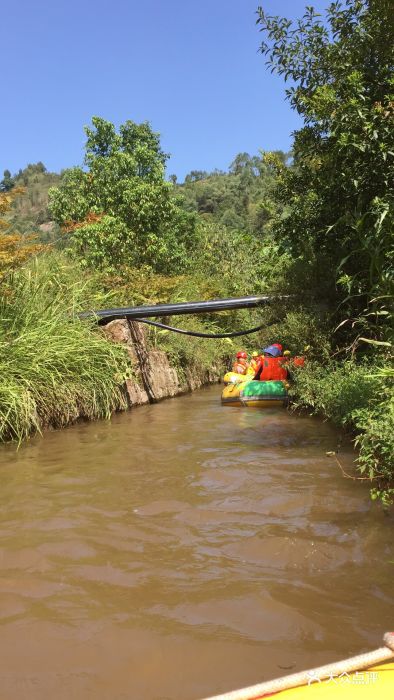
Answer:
[{"left": 270, "top": 661, "right": 394, "bottom": 699}]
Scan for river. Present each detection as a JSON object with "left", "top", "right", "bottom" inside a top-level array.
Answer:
[{"left": 0, "top": 385, "right": 392, "bottom": 699}]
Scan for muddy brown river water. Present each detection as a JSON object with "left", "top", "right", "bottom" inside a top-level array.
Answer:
[{"left": 0, "top": 385, "right": 392, "bottom": 700}]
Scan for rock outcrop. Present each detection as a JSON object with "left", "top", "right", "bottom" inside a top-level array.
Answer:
[{"left": 103, "top": 319, "right": 220, "bottom": 408}]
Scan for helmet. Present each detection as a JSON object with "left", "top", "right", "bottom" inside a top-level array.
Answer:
[
  {"left": 251, "top": 351, "right": 259, "bottom": 358},
  {"left": 262, "top": 345, "right": 282, "bottom": 358},
  {"left": 272, "top": 343, "right": 283, "bottom": 352},
  {"left": 236, "top": 351, "right": 247, "bottom": 359}
]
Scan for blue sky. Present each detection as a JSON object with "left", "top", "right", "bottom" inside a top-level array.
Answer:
[{"left": 1, "top": 0, "right": 328, "bottom": 181}]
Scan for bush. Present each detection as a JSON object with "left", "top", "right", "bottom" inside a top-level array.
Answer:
[
  {"left": 353, "top": 373, "right": 394, "bottom": 506},
  {"left": 257, "top": 309, "right": 331, "bottom": 360}
]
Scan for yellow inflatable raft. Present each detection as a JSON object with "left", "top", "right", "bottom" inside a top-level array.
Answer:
[
  {"left": 200, "top": 631, "right": 394, "bottom": 700},
  {"left": 201, "top": 662, "right": 394, "bottom": 699},
  {"left": 223, "top": 370, "right": 254, "bottom": 384},
  {"left": 268, "top": 662, "right": 394, "bottom": 699}
]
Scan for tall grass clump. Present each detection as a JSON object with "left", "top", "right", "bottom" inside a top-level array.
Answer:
[{"left": 0, "top": 254, "right": 130, "bottom": 442}]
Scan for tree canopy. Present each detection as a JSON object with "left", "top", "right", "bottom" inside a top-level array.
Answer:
[
  {"left": 0, "top": 170, "right": 15, "bottom": 192},
  {"left": 257, "top": 0, "right": 393, "bottom": 347},
  {"left": 49, "top": 117, "right": 197, "bottom": 273}
]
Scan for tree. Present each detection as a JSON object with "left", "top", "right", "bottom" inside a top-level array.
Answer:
[
  {"left": 49, "top": 117, "right": 197, "bottom": 273},
  {"left": 0, "top": 169, "right": 14, "bottom": 192},
  {"left": 184, "top": 170, "right": 208, "bottom": 182},
  {"left": 257, "top": 0, "right": 394, "bottom": 346},
  {"left": 229, "top": 153, "right": 253, "bottom": 175},
  {"left": 0, "top": 189, "right": 45, "bottom": 279}
]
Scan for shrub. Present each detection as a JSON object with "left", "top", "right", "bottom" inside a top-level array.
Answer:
[{"left": 257, "top": 309, "right": 331, "bottom": 360}]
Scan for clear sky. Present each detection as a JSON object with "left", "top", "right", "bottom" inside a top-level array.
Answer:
[{"left": 1, "top": 0, "right": 328, "bottom": 181}]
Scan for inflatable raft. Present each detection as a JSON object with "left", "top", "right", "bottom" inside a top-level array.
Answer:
[
  {"left": 221, "top": 379, "right": 288, "bottom": 408},
  {"left": 200, "top": 630, "right": 394, "bottom": 699},
  {"left": 223, "top": 371, "right": 255, "bottom": 384},
  {"left": 263, "top": 662, "right": 394, "bottom": 698},
  {"left": 201, "top": 661, "right": 394, "bottom": 699}
]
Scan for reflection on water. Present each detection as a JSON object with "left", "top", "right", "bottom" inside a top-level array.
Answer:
[{"left": 0, "top": 386, "right": 392, "bottom": 700}]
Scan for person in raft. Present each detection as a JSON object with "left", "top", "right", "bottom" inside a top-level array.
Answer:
[
  {"left": 250, "top": 351, "right": 260, "bottom": 374},
  {"left": 232, "top": 351, "right": 249, "bottom": 375},
  {"left": 253, "top": 344, "right": 288, "bottom": 381}
]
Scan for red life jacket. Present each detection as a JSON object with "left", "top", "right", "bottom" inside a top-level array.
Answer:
[
  {"left": 293, "top": 356, "right": 305, "bottom": 368},
  {"left": 256, "top": 357, "right": 288, "bottom": 381}
]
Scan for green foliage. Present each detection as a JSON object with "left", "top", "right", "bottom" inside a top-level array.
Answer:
[
  {"left": 291, "top": 361, "right": 378, "bottom": 424},
  {"left": 0, "top": 169, "right": 15, "bottom": 192},
  {"left": 179, "top": 150, "right": 287, "bottom": 235},
  {"left": 77, "top": 212, "right": 293, "bottom": 350},
  {"left": 0, "top": 254, "right": 130, "bottom": 442},
  {"left": 188, "top": 219, "right": 288, "bottom": 295},
  {"left": 96, "top": 265, "right": 186, "bottom": 307},
  {"left": 290, "top": 358, "right": 394, "bottom": 502},
  {"left": 354, "top": 396, "right": 394, "bottom": 501},
  {"left": 257, "top": 0, "right": 394, "bottom": 347},
  {"left": 49, "top": 117, "right": 197, "bottom": 273},
  {"left": 152, "top": 315, "right": 233, "bottom": 383},
  {"left": 70, "top": 214, "right": 131, "bottom": 268},
  {"left": 257, "top": 309, "right": 331, "bottom": 359},
  {"left": 256, "top": 0, "right": 394, "bottom": 504}
]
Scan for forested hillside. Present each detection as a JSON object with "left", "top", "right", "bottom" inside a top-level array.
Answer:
[
  {"left": 1, "top": 163, "right": 61, "bottom": 240},
  {"left": 1, "top": 150, "right": 283, "bottom": 246},
  {"left": 178, "top": 150, "right": 289, "bottom": 235}
]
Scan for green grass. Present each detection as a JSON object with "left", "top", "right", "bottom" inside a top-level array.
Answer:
[{"left": 0, "top": 254, "right": 130, "bottom": 442}]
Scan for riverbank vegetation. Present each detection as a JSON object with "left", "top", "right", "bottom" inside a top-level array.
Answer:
[
  {"left": 0, "top": 0, "right": 392, "bottom": 502},
  {"left": 254, "top": 0, "right": 393, "bottom": 504},
  {"left": 0, "top": 255, "right": 131, "bottom": 443}
]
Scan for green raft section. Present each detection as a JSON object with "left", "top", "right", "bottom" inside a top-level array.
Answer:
[
  {"left": 242, "top": 380, "right": 288, "bottom": 398},
  {"left": 221, "top": 379, "right": 288, "bottom": 407}
]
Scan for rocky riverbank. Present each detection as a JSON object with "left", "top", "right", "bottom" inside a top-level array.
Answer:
[{"left": 103, "top": 319, "right": 222, "bottom": 407}]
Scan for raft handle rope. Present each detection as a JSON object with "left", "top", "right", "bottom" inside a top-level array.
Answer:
[
  {"left": 199, "top": 631, "right": 394, "bottom": 700},
  {"left": 132, "top": 318, "right": 267, "bottom": 339}
]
